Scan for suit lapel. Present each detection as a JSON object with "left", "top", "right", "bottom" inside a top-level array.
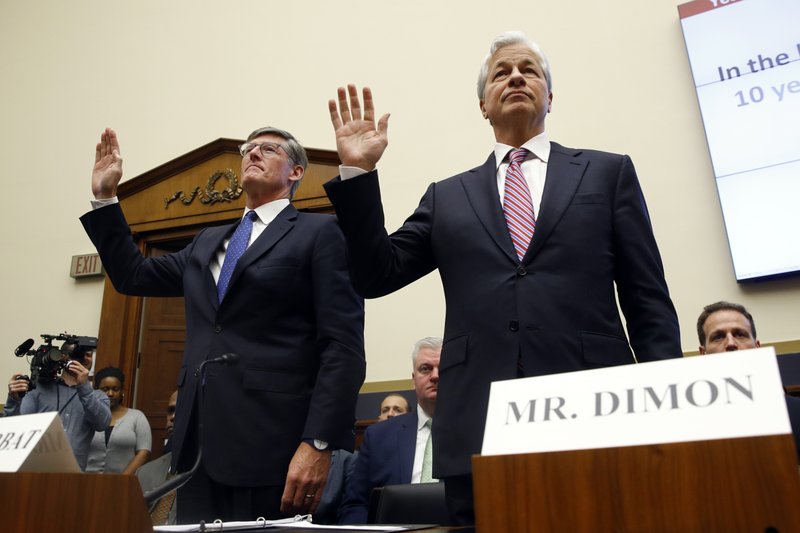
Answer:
[
  {"left": 197, "top": 223, "right": 237, "bottom": 311},
  {"left": 460, "top": 154, "right": 518, "bottom": 264},
  {"left": 525, "top": 142, "right": 587, "bottom": 263},
  {"left": 224, "top": 204, "right": 297, "bottom": 295},
  {"left": 398, "top": 411, "right": 418, "bottom": 483}
]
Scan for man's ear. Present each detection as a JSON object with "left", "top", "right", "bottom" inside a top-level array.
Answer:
[
  {"left": 698, "top": 346, "right": 706, "bottom": 355},
  {"left": 289, "top": 165, "right": 304, "bottom": 182},
  {"left": 479, "top": 100, "right": 487, "bottom": 119}
]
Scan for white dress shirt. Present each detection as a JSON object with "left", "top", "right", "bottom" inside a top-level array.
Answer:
[
  {"left": 91, "top": 197, "right": 290, "bottom": 284},
  {"left": 339, "top": 132, "right": 550, "bottom": 219},
  {"left": 493, "top": 131, "right": 550, "bottom": 219},
  {"left": 410, "top": 403, "right": 433, "bottom": 484},
  {"left": 209, "top": 199, "right": 289, "bottom": 283}
]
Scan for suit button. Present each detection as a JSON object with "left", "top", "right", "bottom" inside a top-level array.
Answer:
[
  {"left": 517, "top": 266, "right": 527, "bottom": 276},
  {"left": 509, "top": 321, "right": 519, "bottom": 332},
  {"left": 214, "top": 325, "right": 222, "bottom": 333}
]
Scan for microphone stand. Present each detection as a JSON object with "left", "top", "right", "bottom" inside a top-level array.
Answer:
[{"left": 143, "top": 355, "right": 236, "bottom": 508}]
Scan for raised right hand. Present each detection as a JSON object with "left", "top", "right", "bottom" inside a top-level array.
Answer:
[
  {"left": 92, "top": 128, "right": 123, "bottom": 199},
  {"left": 328, "top": 85, "right": 390, "bottom": 171}
]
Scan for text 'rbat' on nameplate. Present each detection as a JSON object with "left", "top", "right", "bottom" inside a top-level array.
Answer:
[
  {"left": 481, "top": 347, "right": 790, "bottom": 456},
  {"left": 0, "top": 412, "right": 81, "bottom": 472}
]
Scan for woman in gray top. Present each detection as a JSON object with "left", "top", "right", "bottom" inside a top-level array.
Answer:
[{"left": 86, "top": 367, "right": 152, "bottom": 474}]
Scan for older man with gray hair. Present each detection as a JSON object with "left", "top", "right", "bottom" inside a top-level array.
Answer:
[
  {"left": 338, "top": 337, "right": 442, "bottom": 524},
  {"left": 325, "top": 30, "right": 681, "bottom": 523},
  {"left": 82, "top": 126, "right": 365, "bottom": 523}
]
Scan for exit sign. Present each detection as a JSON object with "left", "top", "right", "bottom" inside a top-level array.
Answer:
[{"left": 70, "top": 253, "right": 104, "bottom": 278}]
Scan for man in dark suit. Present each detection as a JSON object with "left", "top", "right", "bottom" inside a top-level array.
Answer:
[
  {"left": 324, "top": 31, "right": 681, "bottom": 524},
  {"left": 697, "top": 301, "right": 800, "bottom": 462},
  {"left": 82, "top": 127, "right": 365, "bottom": 522},
  {"left": 339, "top": 337, "right": 442, "bottom": 524}
]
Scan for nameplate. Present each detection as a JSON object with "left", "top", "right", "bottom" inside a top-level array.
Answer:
[
  {"left": 481, "top": 347, "right": 790, "bottom": 456},
  {"left": 0, "top": 412, "right": 80, "bottom": 472}
]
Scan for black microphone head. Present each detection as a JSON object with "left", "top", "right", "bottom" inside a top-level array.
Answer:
[
  {"left": 15, "top": 338, "right": 34, "bottom": 356},
  {"left": 221, "top": 353, "right": 240, "bottom": 365}
]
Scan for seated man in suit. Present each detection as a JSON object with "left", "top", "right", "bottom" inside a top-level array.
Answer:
[
  {"left": 378, "top": 393, "right": 410, "bottom": 421},
  {"left": 339, "top": 337, "right": 442, "bottom": 524},
  {"left": 163, "top": 390, "right": 177, "bottom": 453},
  {"left": 697, "top": 301, "right": 800, "bottom": 461},
  {"left": 312, "top": 449, "right": 357, "bottom": 524}
]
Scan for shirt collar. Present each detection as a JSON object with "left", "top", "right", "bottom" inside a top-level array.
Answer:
[
  {"left": 247, "top": 198, "right": 290, "bottom": 225},
  {"left": 416, "top": 403, "right": 432, "bottom": 430},
  {"left": 493, "top": 131, "right": 551, "bottom": 170}
]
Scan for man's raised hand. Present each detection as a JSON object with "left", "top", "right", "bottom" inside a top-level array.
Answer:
[
  {"left": 92, "top": 128, "right": 123, "bottom": 199},
  {"left": 328, "top": 85, "right": 389, "bottom": 171}
]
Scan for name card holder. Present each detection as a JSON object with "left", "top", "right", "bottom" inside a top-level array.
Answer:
[
  {"left": 0, "top": 413, "right": 152, "bottom": 533},
  {"left": 473, "top": 348, "right": 800, "bottom": 532}
]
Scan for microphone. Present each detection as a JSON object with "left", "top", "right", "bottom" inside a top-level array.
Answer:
[
  {"left": 143, "top": 449, "right": 202, "bottom": 507},
  {"left": 14, "top": 339, "right": 34, "bottom": 356},
  {"left": 145, "top": 354, "right": 240, "bottom": 507},
  {"left": 194, "top": 352, "right": 239, "bottom": 377}
]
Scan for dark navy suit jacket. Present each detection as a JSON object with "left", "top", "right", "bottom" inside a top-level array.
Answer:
[
  {"left": 325, "top": 143, "right": 682, "bottom": 479},
  {"left": 81, "top": 203, "right": 365, "bottom": 487},
  {"left": 338, "top": 411, "right": 418, "bottom": 524},
  {"left": 786, "top": 395, "right": 800, "bottom": 462}
]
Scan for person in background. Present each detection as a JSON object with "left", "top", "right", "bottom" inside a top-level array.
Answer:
[
  {"left": 312, "top": 449, "right": 357, "bottom": 524},
  {"left": 339, "top": 337, "right": 442, "bottom": 524},
  {"left": 4, "top": 374, "right": 30, "bottom": 417},
  {"left": 696, "top": 300, "right": 800, "bottom": 462},
  {"left": 378, "top": 393, "right": 410, "bottom": 421},
  {"left": 164, "top": 390, "right": 177, "bottom": 453},
  {"left": 86, "top": 366, "right": 152, "bottom": 474},
  {"left": 3, "top": 345, "right": 110, "bottom": 469},
  {"left": 137, "top": 389, "right": 181, "bottom": 526}
]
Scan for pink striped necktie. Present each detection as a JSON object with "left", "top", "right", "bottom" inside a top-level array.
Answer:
[{"left": 503, "top": 148, "right": 536, "bottom": 261}]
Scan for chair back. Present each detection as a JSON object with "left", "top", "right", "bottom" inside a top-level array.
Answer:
[{"left": 372, "top": 483, "right": 450, "bottom": 525}]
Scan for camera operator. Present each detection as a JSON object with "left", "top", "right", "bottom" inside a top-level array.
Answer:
[
  {"left": 4, "top": 374, "right": 29, "bottom": 414},
  {"left": 4, "top": 346, "right": 111, "bottom": 470}
]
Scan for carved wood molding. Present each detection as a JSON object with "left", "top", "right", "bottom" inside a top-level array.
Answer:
[{"left": 163, "top": 168, "right": 243, "bottom": 208}]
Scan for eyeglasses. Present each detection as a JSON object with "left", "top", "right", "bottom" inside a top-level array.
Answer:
[{"left": 239, "top": 141, "right": 291, "bottom": 160}]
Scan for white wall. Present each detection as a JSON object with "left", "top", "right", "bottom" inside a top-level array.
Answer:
[{"left": 1, "top": 0, "right": 798, "bottom": 385}]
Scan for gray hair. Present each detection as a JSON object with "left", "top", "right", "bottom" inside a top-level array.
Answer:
[
  {"left": 412, "top": 336, "right": 443, "bottom": 366},
  {"left": 246, "top": 126, "right": 309, "bottom": 199},
  {"left": 477, "top": 30, "right": 553, "bottom": 99}
]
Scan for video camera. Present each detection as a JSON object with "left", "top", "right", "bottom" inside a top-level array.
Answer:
[{"left": 13, "top": 333, "right": 98, "bottom": 390}]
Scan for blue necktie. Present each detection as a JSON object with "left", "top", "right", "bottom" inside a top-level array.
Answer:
[{"left": 217, "top": 211, "right": 257, "bottom": 302}]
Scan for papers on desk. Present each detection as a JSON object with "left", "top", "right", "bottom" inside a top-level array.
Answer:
[{"left": 153, "top": 515, "right": 415, "bottom": 531}]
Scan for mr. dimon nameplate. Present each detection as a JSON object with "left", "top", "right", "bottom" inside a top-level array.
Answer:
[{"left": 481, "top": 347, "right": 790, "bottom": 456}]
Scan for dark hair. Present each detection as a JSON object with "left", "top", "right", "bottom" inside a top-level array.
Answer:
[
  {"left": 696, "top": 301, "right": 757, "bottom": 345},
  {"left": 94, "top": 366, "right": 125, "bottom": 388}
]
